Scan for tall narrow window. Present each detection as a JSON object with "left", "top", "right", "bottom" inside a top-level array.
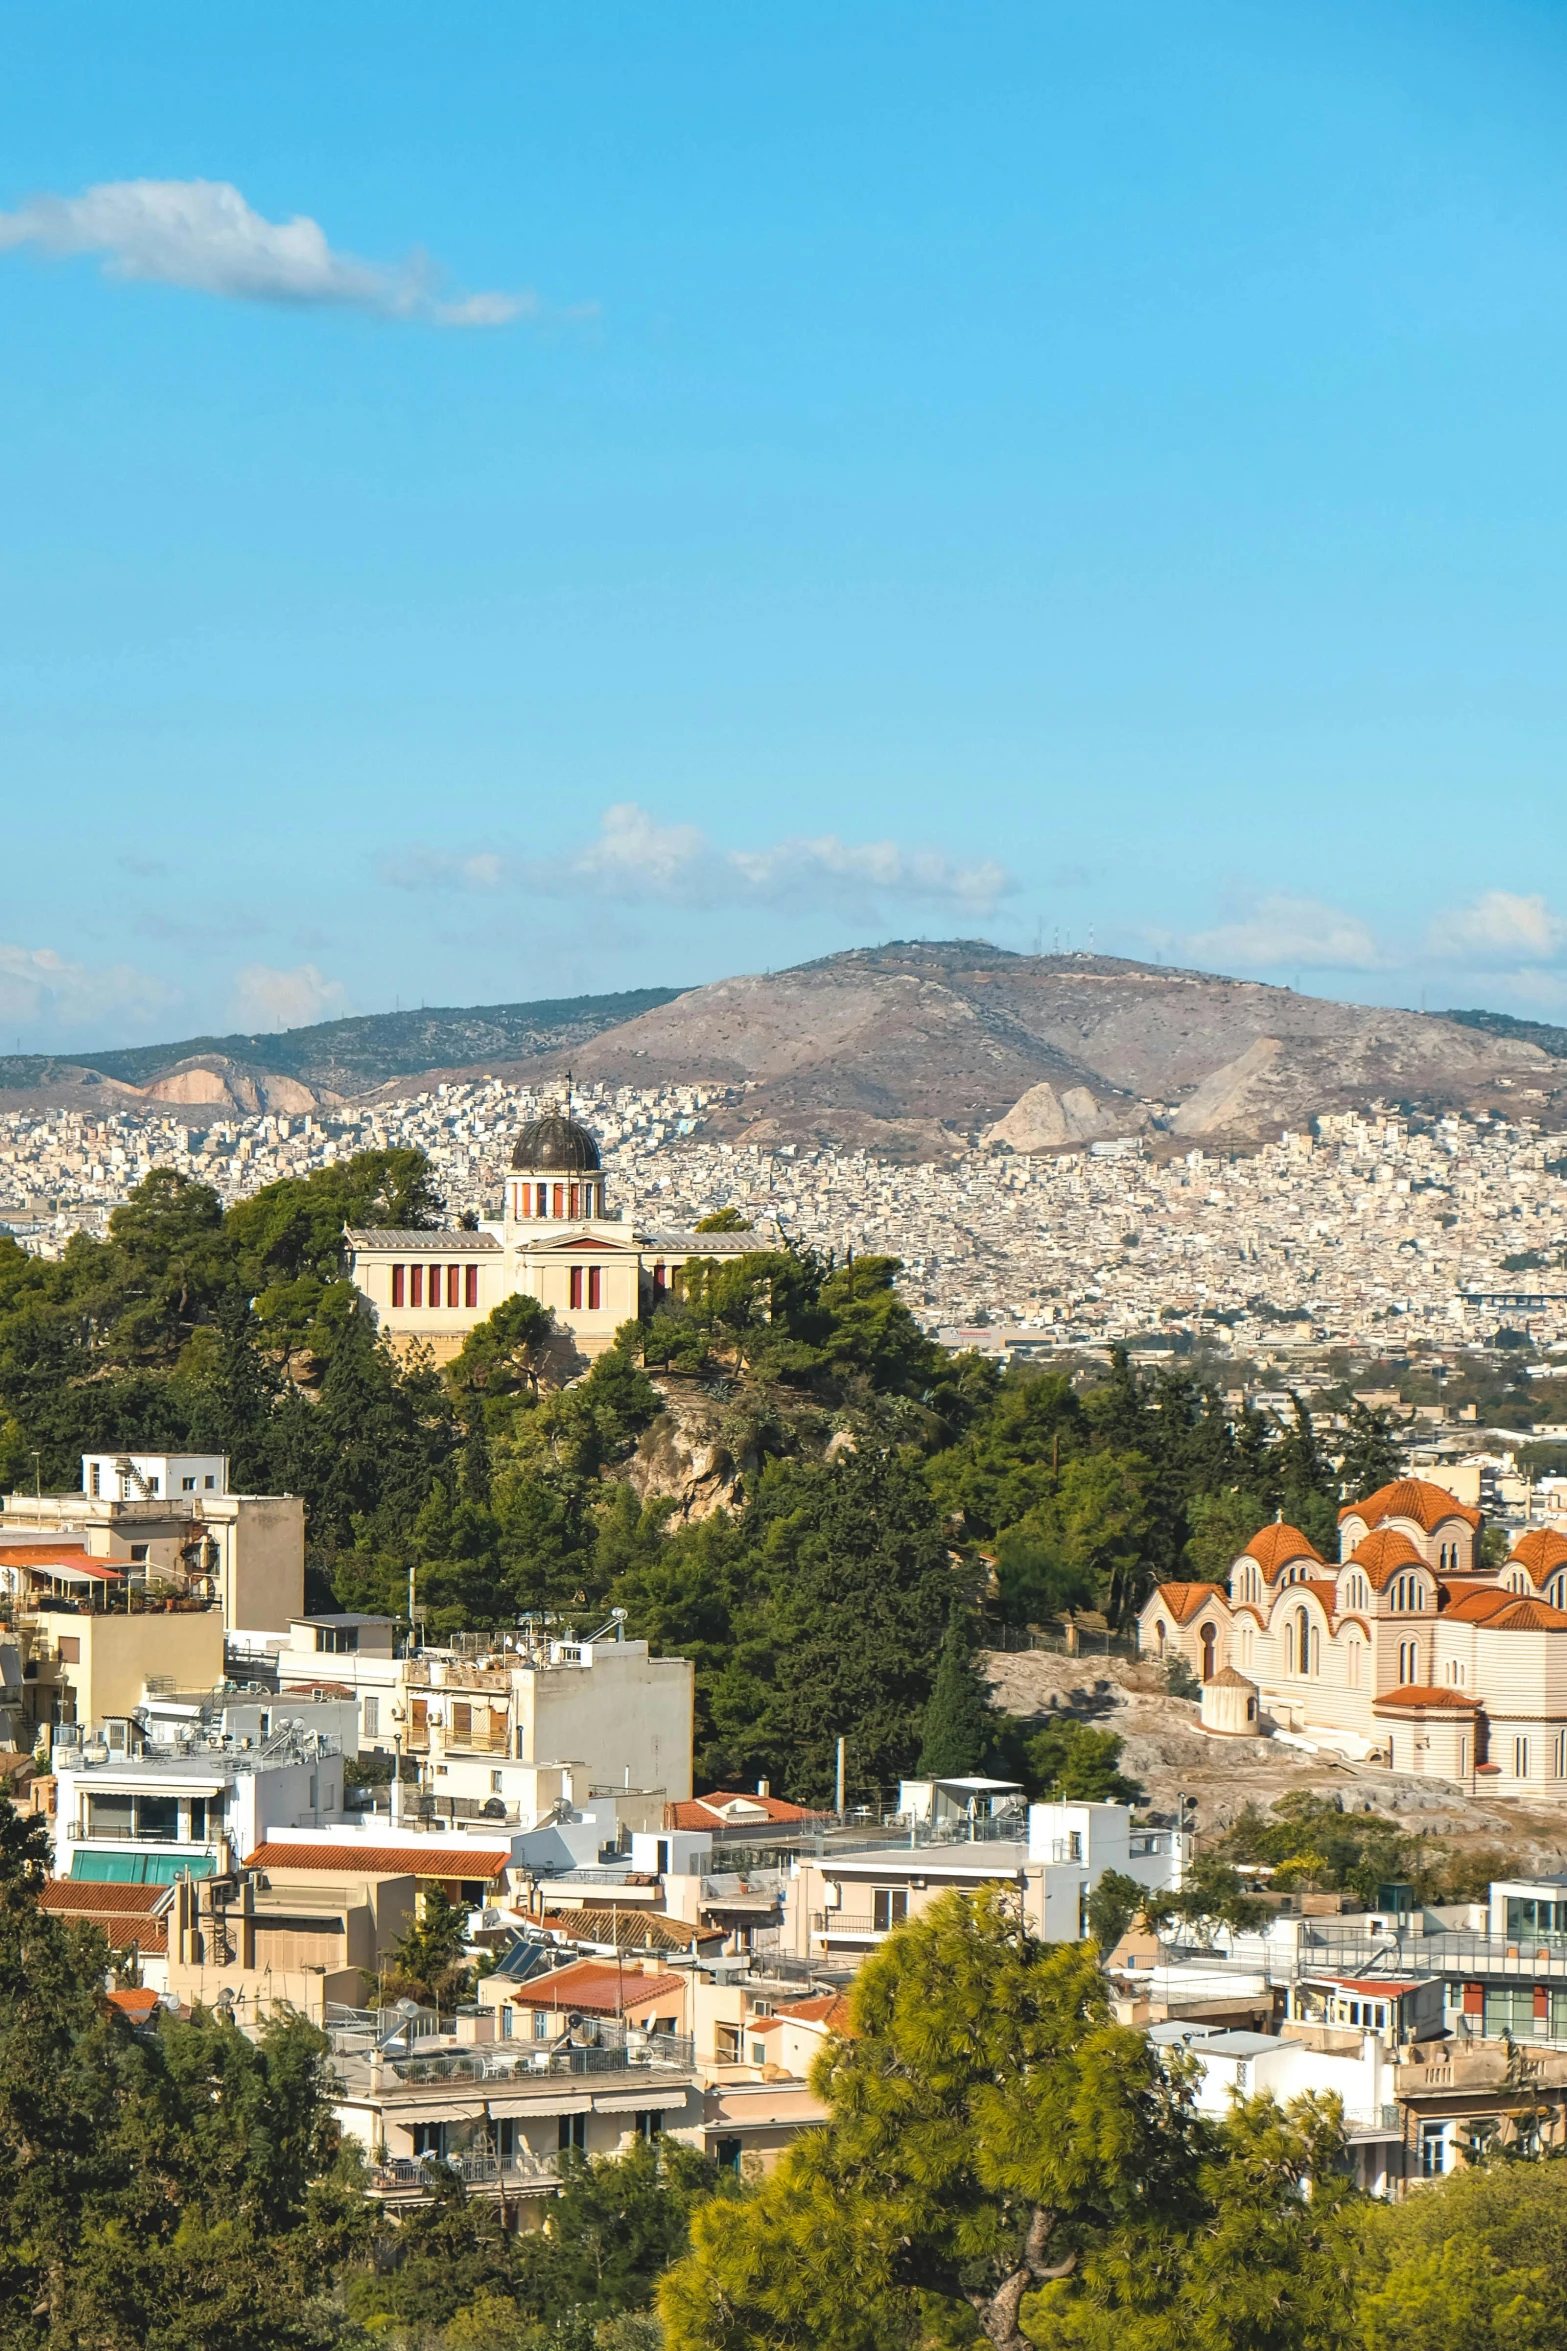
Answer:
[
  {"left": 537, "top": 1183, "right": 549, "bottom": 1216},
  {"left": 410, "top": 1265, "right": 424, "bottom": 1308},
  {"left": 447, "top": 1265, "right": 460, "bottom": 1308},
  {"left": 569, "top": 1185, "right": 579, "bottom": 1218},
  {"left": 551, "top": 1184, "right": 564, "bottom": 1218},
  {"left": 392, "top": 1264, "right": 406, "bottom": 1308},
  {"left": 465, "top": 1264, "right": 479, "bottom": 1308},
  {"left": 654, "top": 1262, "right": 667, "bottom": 1295},
  {"left": 588, "top": 1266, "right": 602, "bottom": 1310},
  {"left": 1516, "top": 1737, "right": 1532, "bottom": 1779},
  {"left": 570, "top": 1266, "right": 584, "bottom": 1309},
  {"left": 429, "top": 1263, "right": 442, "bottom": 1304}
]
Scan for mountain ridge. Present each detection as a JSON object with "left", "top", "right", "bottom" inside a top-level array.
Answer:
[{"left": 4, "top": 947, "right": 1563, "bottom": 1155}]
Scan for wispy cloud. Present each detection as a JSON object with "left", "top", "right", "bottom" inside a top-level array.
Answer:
[
  {"left": 1184, "top": 893, "right": 1388, "bottom": 973},
  {"left": 380, "top": 803, "right": 1014, "bottom": 917},
  {"left": 0, "top": 179, "right": 532, "bottom": 326},
  {"left": 0, "top": 942, "right": 176, "bottom": 1036},
  {"left": 230, "top": 963, "right": 346, "bottom": 1030},
  {"left": 1426, "top": 890, "right": 1565, "bottom": 965}
]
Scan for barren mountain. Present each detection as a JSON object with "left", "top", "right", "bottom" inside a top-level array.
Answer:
[
  {"left": 10, "top": 946, "right": 1563, "bottom": 1159},
  {"left": 560, "top": 941, "right": 1567, "bottom": 1157}
]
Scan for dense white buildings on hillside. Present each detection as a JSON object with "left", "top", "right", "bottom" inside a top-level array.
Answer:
[{"left": 3, "top": 1078, "right": 1567, "bottom": 1348}]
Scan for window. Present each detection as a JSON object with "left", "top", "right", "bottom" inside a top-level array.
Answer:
[
  {"left": 363, "top": 1697, "right": 379, "bottom": 1737},
  {"left": 491, "top": 1767, "right": 505, "bottom": 1793},
  {"left": 130, "top": 1543, "right": 150, "bottom": 1565},
  {"left": 1200, "top": 1624, "right": 1217, "bottom": 1681},
  {"left": 392, "top": 1264, "right": 406, "bottom": 1306},
  {"left": 635, "top": 2109, "right": 663, "bottom": 2142},
  {"left": 589, "top": 1266, "right": 602, "bottom": 1310},
  {"left": 410, "top": 1265, "right": 423, "bottom": 1308},
  {"left": 182, "top": 1476, "right": 195, "bottom": 1491},
  {"left": 1556, "top": 1731, "right": 1567, "bottom": 1779},
  {"left": 537, "top": 1184, "right": 549, "bottom": 1216},
  {"left": 188, "top": 1798, "right": 207, "bottom": 1839},
  {"left": 653, "top": 1262, "right": 667, "bottom": 1295},
  {"left": 715, "top": 2023, "right": 742, "bottom": 2061},
  {"left": 57, "top": 1636, "right": 80, "bottom": 1664},
  {"left": 428, "top": 1263, "right": 442, "bottom": 1305},
  {"left": 1419, "top": 2126, "right": 1446, "bottom": 2178},
  {"left": 412, "top": 2122, "right": 447, "bottom": 2159},
  {"left": 501, "top": 2005, "right": 513, "bottom": 2038},
  {"left": 451, "top": 1702, "right": 472, "bottom": 1741},
  {"left": 315, "top": 1624, "right": 359, "bottom": 1654},
  {"left": 465, "top": 1263, "right": 479, "bottom": 1308},
  {"left": 570, "top": 1266, "right": 584, "bottom": 1309},
  {"left": 552, "top": 1184, "right": 566, "bottom": 1218},
  {"left": 89, "top": 1460, "right": 101, "bottom": 1496},
  {"left": 873, "top": 1888, "right": 909, "bottom": 1933},
  {"left": 569, "top": 1185, "right": 580, "bottom": 1217},
  {"left": 533, "top": 2009, "right": 551, "bottom": 2040},
  {"left": 447, "top": 1265, "right": 460, "bottom": 1308},
  {"left": 204, "top": 1474, "right": 215, "bottom": 1490},
  {"left": 1459, "top": 1737, "right": 1468, "bottom": 1777},
  {"left": 1399, "top": 1640, "right": 1417, "bottom": 1684},
  {"left": 1516, "top": 1737, "right": 1532, "bottom": 1779},
  {"left": 1346, "top": 1640, "right": 1362, "bottom": 1688},
  {"left": 714, "top": 2136, "right": 743, "bottom": 2174}
]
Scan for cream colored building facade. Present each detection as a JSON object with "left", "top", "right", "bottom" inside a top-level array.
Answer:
[
  {"left": 344, "top": 1106, "right": 752, "bottom": 1366},
  {"left": 1142, "top": 1478, "right": 1567, "bottom": 1796},
  {"left": 1, "top": 1451, "right": 304, "bottom": 1634}
]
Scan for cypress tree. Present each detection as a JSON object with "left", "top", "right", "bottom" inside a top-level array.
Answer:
[{"left": 916, "top": 1603, "right": 992, "bottom": 1777}]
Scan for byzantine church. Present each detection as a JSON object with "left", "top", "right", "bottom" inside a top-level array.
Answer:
[
  {"left": 344, "top": 1105, "right": 752, "bottom": 1369},
  {"left": 1142, "top": 1478, "right": 1567, "bottom": 1796}
]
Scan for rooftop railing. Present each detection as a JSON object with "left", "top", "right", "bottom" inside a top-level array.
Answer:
[
  {"left": 386, "top": 2030, "right": 695, "bottom": 2090},
  {"left": 368, "top": 2151, "right": 562, "bottom": 2194}
]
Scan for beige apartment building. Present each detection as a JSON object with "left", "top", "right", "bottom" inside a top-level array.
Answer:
[
  {"left": 1, "top": 1450, "right": 303, "bottom": 1634},
  {"left": 345, "top": 1105, "right": 752, "bottom": 1367}
]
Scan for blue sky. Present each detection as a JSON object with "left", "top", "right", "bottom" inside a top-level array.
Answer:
[{"left": 5, "top": 1, "right": 1567, "bottom": 1051}]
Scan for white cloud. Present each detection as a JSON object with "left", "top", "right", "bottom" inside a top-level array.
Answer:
[
  {"left": 1425, "top": 890, "right": 1566, "bottom": 964},
  {"left": 1185, "top": 893, "right": 1387, "bottom": 973},
  {"left": 381, "top": 803, "right": 1014, "bottom": 917},
  {"left": 0, "top": 943, "right": 176, "bottom": 1036},
  {"left": 230, "top": 963, "right": 347, "bottom": 1031},
  {"left": 0, "top": 178, "right": 532, "bottom": 326}
]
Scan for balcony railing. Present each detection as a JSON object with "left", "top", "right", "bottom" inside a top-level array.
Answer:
[
  {"left": 388, "top": 2030, "right": 695, "bottom": 2088},
  {"left": 811, "top": 1913, "right": 882, "bottom": 1937},
  {"left": 369, "top": 2151, "right": 562, "bottom": 2194}
]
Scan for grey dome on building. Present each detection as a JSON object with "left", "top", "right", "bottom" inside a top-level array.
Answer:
[{"left": 510, "top": 1109, "right": 602, "bottom": 1173}]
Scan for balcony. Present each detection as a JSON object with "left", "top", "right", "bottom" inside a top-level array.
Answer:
[
  {"left": 811, "top": 1912, "right": 884, "bottom": 1940},
  {"left": 367, "top": 2150, "right": 562, "bottom": 2201},
  {"left": 387, "top": 2028, "right": 695, "bottom": 2090}
]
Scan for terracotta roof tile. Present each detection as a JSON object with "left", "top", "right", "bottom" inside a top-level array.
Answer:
[
  {"left": 1150, "top": 1581, "right": 1229, "bottom": 1626},
  {"left": 1340, "top": 1479, "right": 1482, "bottom": 1533},
  {"left": 1242, "top": 1523, "right": 1324, "bottom": 1579},
  {"left": 1507, "top": 1529, "right": 1567, "bottom": 1586},
  {"left": 244, "top": 1842, "right": 510, "bottom": 1878},
  {"left": 505, "top": 1958, "right": 686, "bottom": 2013},
  {"left": 541, "top": 1908, "right": 722, "bottom": 1951},
  {"left": 39, "top": 1879, "right": 172, "bottom": 1916},
  {"left": 775, "top": 1992, "right": 854, "bottom": 2031},
  {"left": 1346, "top": 1529, "right": 1427, "bottom": 1590},
  {"left": 1372, "top": 1685, "right": 1483, "bottom": 1709},
  {"left": 665, "top": 1792, "right": 829, "bottom": 1829}
]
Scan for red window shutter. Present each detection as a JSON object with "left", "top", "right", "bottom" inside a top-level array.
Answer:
[
  {"left": 392, "top": 1264, "right": 405, "bottom": 1308},
  {"left": 447, "top": 1265, "right": 460, "bottom": 1307},
  {"left": 410, "top": 1266, "right": 424, "bottom": 1308},
  {"left": 429, "top": 1264, "right": 441, "bottom": 1304},
  {"left": 465, "top": 1264, "right": 478, "bottom": 1308},
  {"left": 568, "top": 1185, "right": 579, "bottom": 1218},
  {"left": 552, "top": 1184, "right": 565, "bottom": 1219},
  {"left": 570, "top": 1266, "right": 583, "bottom": 1309},
  {"left": 589, "top": 1267, "right": 602, "bottom": 1310}
]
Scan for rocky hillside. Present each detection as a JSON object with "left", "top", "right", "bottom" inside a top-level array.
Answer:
[
  {"left": 565, "top": 941, "right": 1567, "bottom": 1157},
  {"left": 11, "top": 945, "right": 1562, "bottom": 1155}
]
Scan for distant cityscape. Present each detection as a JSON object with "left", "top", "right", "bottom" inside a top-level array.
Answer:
[{"left": 3, "top": 1080, "right": 1564, "bottom": 1358}]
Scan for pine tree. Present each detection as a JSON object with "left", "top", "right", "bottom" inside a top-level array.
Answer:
[{"left": 916, "top": 1603, "right": 992, "bottom": 1778}]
